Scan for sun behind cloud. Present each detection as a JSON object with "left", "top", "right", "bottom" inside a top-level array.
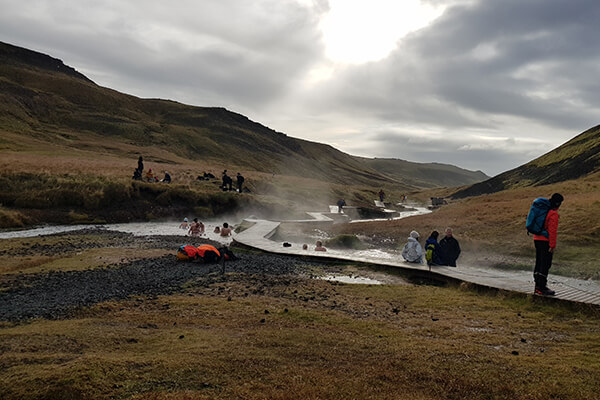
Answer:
[{"left": 319, "top": 0, "right": 445, "bottom": 64}]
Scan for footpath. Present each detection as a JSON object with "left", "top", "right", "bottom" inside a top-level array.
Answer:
[{"left": 234, "top": 215, "right": 600, "bottom": 307}]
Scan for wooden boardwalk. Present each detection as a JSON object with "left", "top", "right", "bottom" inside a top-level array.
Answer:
[{"left": 234, "top": 217, "right": 600, "bottom": 307}]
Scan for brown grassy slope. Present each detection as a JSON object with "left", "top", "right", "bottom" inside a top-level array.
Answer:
[
  {"left": 453, "top": 125, "right": 600, "bottom": 198},
  {"left": 0, "top": 40, "right": 486, "bottom": 190},
  {"left": 1, "top": 273, "right": 599, "bottom": 400},
  {"left": 337, "top": 171, "right": 600, "bottom": 278}
]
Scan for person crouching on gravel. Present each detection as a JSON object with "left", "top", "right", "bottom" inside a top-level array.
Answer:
[{"left": 402, "top": 230, "right": 423, "bottom": 263}]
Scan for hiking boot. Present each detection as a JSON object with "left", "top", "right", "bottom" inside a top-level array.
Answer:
[{"left": 535, "top": 286, "right": 556, "bottom": 296}]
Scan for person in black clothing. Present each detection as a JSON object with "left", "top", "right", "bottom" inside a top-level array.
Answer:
[
  {"left": 236, "top": 173, "right": 245, "bottom": 192},
  {"left": 222, "top": 170, "right": 233, "bottom": 191},
  {"left": 162, "top": 171, "right": 171, "bottom": 183},
  {"left": 439, "top": 227, "right": 461, "bottom": 267},
  {"left": 137, "top": 156, "right": 144, "bottom": 173}
]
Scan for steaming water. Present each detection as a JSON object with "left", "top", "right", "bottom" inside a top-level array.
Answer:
[
  {"left": 318, "top": 275, "right": 384, "bottom": 285},
  {"left": 0, "top": 220, "right": 236, "bottom": 244}
]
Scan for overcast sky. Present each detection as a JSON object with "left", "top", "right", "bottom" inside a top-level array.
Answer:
[{"left": 1, "top": 0, "right": 599, "bottom": 176}]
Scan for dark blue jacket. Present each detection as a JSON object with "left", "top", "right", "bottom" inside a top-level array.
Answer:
[{"left": 425, "top": 237, "right": 443, "bottom": 265}]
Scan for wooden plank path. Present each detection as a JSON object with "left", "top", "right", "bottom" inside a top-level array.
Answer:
[{"left": 234, "top": 217, "right": 600, "bottom": 306}]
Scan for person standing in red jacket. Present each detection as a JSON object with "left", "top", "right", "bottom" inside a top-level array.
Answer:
[{"left": 533, "top": 193, "right": 564, "bottom": 296}]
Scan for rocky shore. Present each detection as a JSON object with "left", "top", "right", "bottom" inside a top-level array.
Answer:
[{"left": 0, "top": 229, "right": 316, "bottom": 322}]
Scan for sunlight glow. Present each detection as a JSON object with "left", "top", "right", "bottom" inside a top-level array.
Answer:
[{"left": 320, "top": 0, "right": 445, "bottom": 63}]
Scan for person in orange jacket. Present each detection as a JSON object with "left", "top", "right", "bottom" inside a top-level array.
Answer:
[{"left": 533, "top": 193, "right": 563, "bottom": 296}]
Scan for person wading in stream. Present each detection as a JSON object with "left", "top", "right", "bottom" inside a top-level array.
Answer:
[{"left": 532, "top": 193, "right": 563, "bottom": 296}]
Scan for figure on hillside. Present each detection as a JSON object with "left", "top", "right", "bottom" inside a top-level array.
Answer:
[
  {"left": 402, "top": 230, "right": 423, "bottom": 264},
  {"left": 132, "top": 168, "right": 142, "bottom": 180},
  {"left": 220, "top": 222, "right": 232, "bottom": 237},
  {"left": 222, "top": 170, "right": 233, "bottom": 191},
  {"left": 532, "top": 193, "right": 563, "bottom": 296},
  {"left": 236, "top": 173, "right": 245, "bottom": 193},
  {"left": 337, "top": 199, "right": 346, "bottom": 213},
  {"left": 425, "top": 231, "right": 443, "bottom": 267},
  {"left": 162, "top": 171, "right": 171, "bottom": 183},
  {"left": 146, "top": 168, "right": 156, "bottom": 182},
  {"left": 188, "top": 218, "right": 205, "bottom": 237},
  {"left": 138, "top": 156, "right": 144, "bottom": 173},
  {"left": 439, "top": 227, "right": 461, "bottom": 267},
  {"left": 314, "top": 241, "right": 327, "bottom": 252},
  {"left": 379, "top": 189, "right": 385, "bottom": 202},
  {"left": 179, "top": 217, "right": 189, "bottom": 229}
]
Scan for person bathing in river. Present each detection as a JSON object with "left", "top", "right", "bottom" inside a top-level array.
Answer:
[
  {"left": 179, "top": 217, "right": 189, "bottom": 229},
  {"left": 315, "top": 241, "right": 327, "bottom": 252},
  {"left": 220, "top": 222, "right": 232, "bottom": 237},
  {"left": 188, "top": 218, "right": 205, "bottom": 237},
  {"left": 402, "top": 230, "right": 423, "bottom": 263}
]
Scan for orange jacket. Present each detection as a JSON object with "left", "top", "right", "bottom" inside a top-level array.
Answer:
[
  {"left": 533, "top": 208, "right": 559, "bottom": 249},
  {"left": 196, "top": 244, "right": 220, "bottom": 258}
]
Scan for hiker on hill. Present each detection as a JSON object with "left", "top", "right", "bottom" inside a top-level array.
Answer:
[
  {"left": 379, "top": 189, "right": 385, "bottom": 202},
  {"left": 439, "top": 227, "right": 461, "bottom": 267},
  {"left": 146, "top": 168, "right": 156, "bottom": 182},
  {"left": 162, "top": 171, "right": 171, "bottom": 183},
  {"left": 532, "top": 193, "right": 563, "bottom": 296},
  {"left": 402, "top": 230, "right": 423, "bottom": 263},
  {"left": 222, "top": 170, "right": 233, "bottom": 191},
  {"left": 236, "top": 173, "right": 245, "bottom": 192},
  {"left": 425, "top": 231, "right": 443, "bottom": 267},
  {"left": 137, "top": 156, "right": 144, "bottom": 173}
]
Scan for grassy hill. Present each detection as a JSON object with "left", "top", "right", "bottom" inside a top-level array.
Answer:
[
  {"left": 0, "top": 41, "right": 487, "bottom": 227},
  {"left": 357, "top": 157, "right": 489, "bottom": 189},
  {"left": 452, "top": 125, "right": 600, "bottom": 199}
]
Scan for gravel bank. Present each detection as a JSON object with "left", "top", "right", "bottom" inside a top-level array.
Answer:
[{"left": 0, "top": 230, "right": 315, "bottom": 322}]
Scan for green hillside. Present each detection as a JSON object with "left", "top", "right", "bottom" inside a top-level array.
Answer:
[{"left": 452, "top": 125, "right": 600, "bottom": 198}]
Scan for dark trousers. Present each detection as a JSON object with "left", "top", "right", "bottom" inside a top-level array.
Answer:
[{"left": 534, "top": 240, "right": 553, "bottom": 288}]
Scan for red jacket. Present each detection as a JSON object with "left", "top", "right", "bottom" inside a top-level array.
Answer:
[{"left": 533, "top": 208, "right": 559, "bottom": 249}]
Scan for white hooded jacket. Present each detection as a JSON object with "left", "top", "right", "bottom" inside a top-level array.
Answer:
[{"left": 402, "top": 237, "right": 423, "bottom": 263}]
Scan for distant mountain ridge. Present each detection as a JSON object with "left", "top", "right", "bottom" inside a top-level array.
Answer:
[
  {"left": 0, "top": 41, "right": 487, "bottom": 189},
  {"left": 452, "top": 125, "right": 600, "bottom": 198}
]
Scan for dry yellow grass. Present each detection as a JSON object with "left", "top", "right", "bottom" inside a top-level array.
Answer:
[{"left": 1, "top": 273, "right": 599, "bottom": 400}]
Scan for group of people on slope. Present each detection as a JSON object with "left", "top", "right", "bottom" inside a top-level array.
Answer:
[
  {"left": 402, "top": 227, "right": 461, "bottom": 267},
  {"left": 221, "top": 170, "right": 245, "bottom": 193},
  {"left": 179, "top": 218, "right": 233, "bottom": 238},
  {"left": 132, "top": 156, "right": 171, "bottom": 183}
]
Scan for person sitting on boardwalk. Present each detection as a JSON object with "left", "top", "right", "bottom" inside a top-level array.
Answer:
[
  {"left": 402, "top": 230, "right": 423, "bottom": 263},
  {"left": 439, "top": 227, "right": 461, "bottom": 267},
  {"left": 425, "top": 231, "right": 444, "bottom": 267},
  {"left": 179, "top": 217, "right": 189, "bottom": 229},
  {"left": 315, "top": 241, "right": 327, "bottom": 252},
  {"left": 220, "top": 222, "right": 232, "bottom": 237},
  {"left": 188, "top": 218, "right": 205, "bottom": 237}
]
